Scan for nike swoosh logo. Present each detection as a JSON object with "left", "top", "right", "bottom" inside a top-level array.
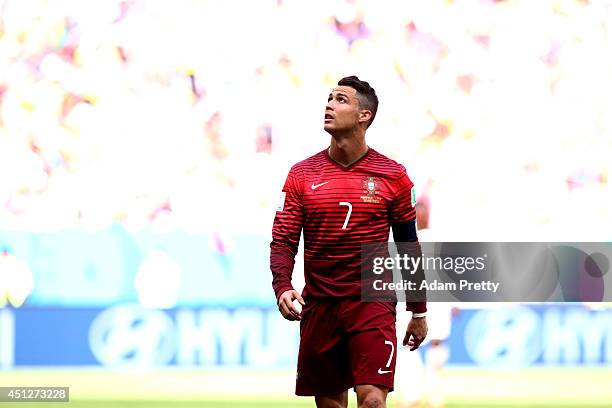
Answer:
[
  {"left": 378, "top": 368, "right": 392, "bottom": 374},
  {"left": 311, "top": 182, "right": 329, "bottom": 190}
]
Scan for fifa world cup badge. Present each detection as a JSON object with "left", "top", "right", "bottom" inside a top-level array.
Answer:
[{"left": 276, "top": 192, "right": 286, "bottom": 212}]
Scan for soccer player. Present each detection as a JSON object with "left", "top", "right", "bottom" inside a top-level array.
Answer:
[{"left": 270, "top": 76, "right": 427, "bottom": 408}]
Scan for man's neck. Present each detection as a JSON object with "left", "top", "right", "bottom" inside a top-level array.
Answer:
[{"left": 328, "top": 133, "right": 368, "bottom": 167}]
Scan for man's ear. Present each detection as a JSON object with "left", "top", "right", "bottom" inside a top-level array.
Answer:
[{"left": 359, "top": 109, "right": 372, "bottom": 125}]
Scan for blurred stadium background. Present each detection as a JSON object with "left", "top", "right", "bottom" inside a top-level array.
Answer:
[{"left": 0, "top": 0, "right": 611, "bottom": 406}]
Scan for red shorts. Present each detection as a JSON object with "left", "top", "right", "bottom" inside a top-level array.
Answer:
[{"left": 296, "top": 299, "right": 397, "bottom": 396}]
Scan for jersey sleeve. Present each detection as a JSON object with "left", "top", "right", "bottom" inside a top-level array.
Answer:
[
  {"left": 389, "top": 165, "right": 416, "bottom": 224},
  {"left": 270, "top": 165, "right": 304, "bottom": 300},
  {"left": 390, "top": 166, "right": 426, "bottom": 313}
]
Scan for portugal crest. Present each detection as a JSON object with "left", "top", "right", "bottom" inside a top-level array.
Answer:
[{"left": 361, "top": 177, "right": 381, "bottom": 203}]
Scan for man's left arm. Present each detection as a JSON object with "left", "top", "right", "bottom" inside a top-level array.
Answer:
[
  {"left": 390, "top": 165, "right": 428, "bottom": 350},
  {"left": 392, "top": 220, "right": 428, "bottom": 350}
]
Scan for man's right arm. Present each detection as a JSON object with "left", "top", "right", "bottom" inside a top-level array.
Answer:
[{"left": 270, "top": 166, "right": 304, "bottom": 309}]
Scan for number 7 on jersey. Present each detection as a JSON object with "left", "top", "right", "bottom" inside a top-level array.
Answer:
[{"left": 339, "top": 201, "right": 352, "bottom": 230}]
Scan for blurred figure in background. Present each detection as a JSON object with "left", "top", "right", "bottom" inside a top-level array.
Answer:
[{"left": 396, "top": 198, "right": 452, "bottom": 408}]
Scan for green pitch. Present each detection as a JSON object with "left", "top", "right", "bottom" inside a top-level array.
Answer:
[
  {"left": 1, "top": 399, "right": 611, "bottom": 408},
  {"left": 0, "top": 367, "right": 611, "bottom": 408}
]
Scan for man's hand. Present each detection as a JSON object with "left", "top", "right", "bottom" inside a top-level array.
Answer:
[
  {"left": 403, "top": 317, "right": 428, "bottom": 351},
  {"left": 277, "top": 289, "right": 305, "bottom": 321}
]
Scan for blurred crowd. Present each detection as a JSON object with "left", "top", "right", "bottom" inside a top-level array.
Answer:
[{"left": 0, "top": 0, "right": 610, "bottom": 239}]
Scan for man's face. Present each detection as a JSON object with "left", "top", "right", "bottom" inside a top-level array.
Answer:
[{"left": 324, "top": 86, "right": 363, "bottom": 133}]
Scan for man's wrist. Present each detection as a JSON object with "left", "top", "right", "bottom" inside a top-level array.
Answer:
[
  {"left": 411, "top": 312, "right": 426, "bottom": 318},
  {"left": 275, "top": 286, "right": 295, "bottom": 303}
]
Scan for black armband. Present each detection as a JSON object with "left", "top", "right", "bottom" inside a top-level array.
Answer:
[{"left": 391, "top": 219, "right": 418, "bottom": 242}]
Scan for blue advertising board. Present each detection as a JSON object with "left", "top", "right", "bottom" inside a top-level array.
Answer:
[{"left": 0, "top": 305, "right": 610, "bottom": 369}]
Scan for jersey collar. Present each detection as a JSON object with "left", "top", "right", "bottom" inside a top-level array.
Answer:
[{"left": 325, "top": 146, "right": 371, "bottom": 170}]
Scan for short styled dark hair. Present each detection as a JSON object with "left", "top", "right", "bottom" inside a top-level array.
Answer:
[{"left": 338, "top": 75, "right": 378, "bottom": 128}]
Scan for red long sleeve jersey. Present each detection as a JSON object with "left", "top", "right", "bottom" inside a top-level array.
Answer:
[{"left": 271, "top": 148, "right": 417, "bottom": 302}]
